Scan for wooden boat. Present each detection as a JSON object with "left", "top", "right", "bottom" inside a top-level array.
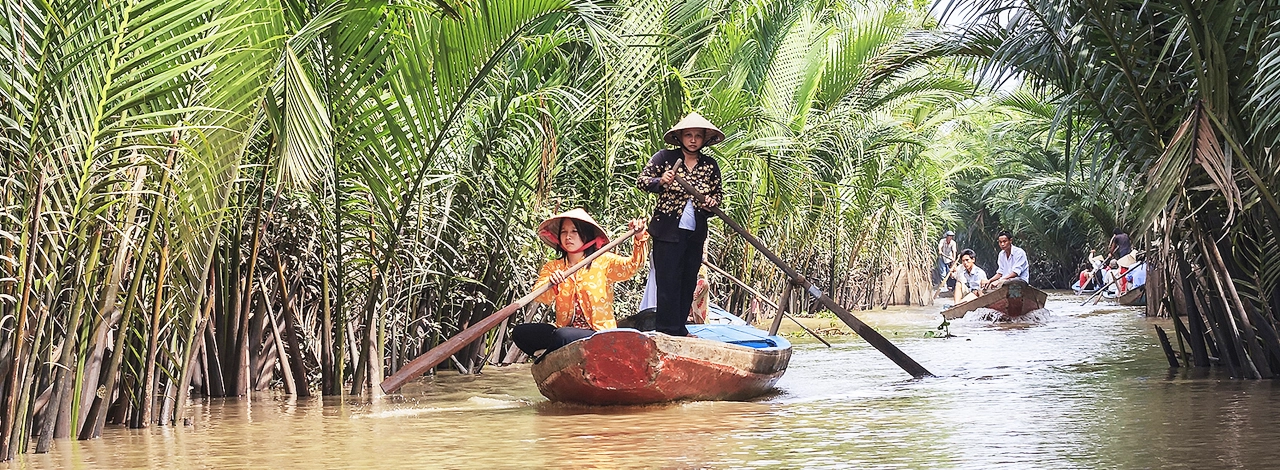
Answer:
[
  {"left": 940, "top": 280, "right": 1048, "bottom": 320},
  {"left": 1116, "top": 285, "right": 1146, "bottom": 306},
  {"left": 531, "top": 307, "right": 792, "bottom": 405}
]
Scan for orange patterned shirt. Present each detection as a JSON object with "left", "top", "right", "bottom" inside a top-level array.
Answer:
[{"left": 534, "top": 238, "right": 648, "bottom": 331}]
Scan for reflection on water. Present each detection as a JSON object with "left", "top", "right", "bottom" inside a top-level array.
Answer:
[{"left": 11, "top": 292, "right": 1280, "bottom": 468}]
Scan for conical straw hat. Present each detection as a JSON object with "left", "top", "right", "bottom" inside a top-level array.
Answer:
[
  {"left": 664, "top": 111, "right": 726, "bottom": 147},
  {"left": 536, "top": 208, "right": 610, "bottom": 251}
]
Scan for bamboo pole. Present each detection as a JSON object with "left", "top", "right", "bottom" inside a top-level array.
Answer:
[
  {"left": 769, "top": 283, "right": 793, "bottom": 337},
  {"left": 673, "top": 175, "right": 932, "bottom": 378},
  {"left": 702, "top": 261, "right": 831, "bottom": 347},
  {"left": 380, "top": 227, "right": 643, "bottom": 394}
]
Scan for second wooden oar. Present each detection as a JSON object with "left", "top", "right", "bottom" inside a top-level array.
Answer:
[
  {"left": 702, "top": 261, "right": 832, "bottom": 347},
  {"left": 380, "top": 227, "right": 643, "bottom": 394},
  {"left": 674, "top": 175, "right": 932, "bottom": 378}
]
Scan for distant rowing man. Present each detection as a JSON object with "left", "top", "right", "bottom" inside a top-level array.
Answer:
[
  {"left": 1108, "top": 227, "right": 1135, "bottom": 293},
  {"left": 986, "top": 230, "right": 1029, "bottom": 288},
  {"left": 950, "top": 249, "right": 987, "bottom": 304},
  {"left": 937, "top": 230, "right": 957, "bottom": 292}
]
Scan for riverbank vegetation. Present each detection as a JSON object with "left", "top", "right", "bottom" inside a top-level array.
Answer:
[
  {"left": 939, "top": 0, "right": 1280, "bottom": 377},
  {"left": 2, "top": 0, "right": 1278, "bottom": 460}
]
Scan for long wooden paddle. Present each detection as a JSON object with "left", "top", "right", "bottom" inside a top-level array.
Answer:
[
  {"left": 701, "top": 261, "right": 832, "bottom": 347},
  {"left": 673, "top": 175, "right": 933, "bottom": 378},
  {"left": 380, "top": 227, "right": 643, "bottom": 394}
]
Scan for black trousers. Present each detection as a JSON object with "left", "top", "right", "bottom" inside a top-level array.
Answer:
[
  {"left": 652, "top": 228, "right": 706, "bottom": 336},
  {"left": 511, "top": 323, "right": 594, "bottom": 357}
]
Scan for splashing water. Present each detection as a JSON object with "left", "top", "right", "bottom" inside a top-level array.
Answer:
[{"left": 963, "top": 307, "right": 1052, "bottom": 323}]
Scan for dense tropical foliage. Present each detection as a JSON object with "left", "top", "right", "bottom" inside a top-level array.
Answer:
[
  {"left": 939, "top": 0, "right": 1280, "bottom": 377},
  {"left": 0, "top": 0, "right": 981, "bottom": 457},
  {"left": 8, "top": 0, "right": 1277, "bottom": 460}
]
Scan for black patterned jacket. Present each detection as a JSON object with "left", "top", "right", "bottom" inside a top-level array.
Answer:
[{"left": 636, "top": 149, "right": 723, "bottom": 242}]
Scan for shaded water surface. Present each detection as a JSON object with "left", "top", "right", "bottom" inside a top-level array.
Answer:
[{"left": 11, "top": 294, "right": 1280, "bottom": 468}]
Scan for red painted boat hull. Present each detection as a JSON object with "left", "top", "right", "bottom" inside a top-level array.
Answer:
[
  {"left": 940, "top": 280, "right": 1048, "bottom": 320},
  {"left": 531, "top": 329, "right": 791, "bottom": 405}
]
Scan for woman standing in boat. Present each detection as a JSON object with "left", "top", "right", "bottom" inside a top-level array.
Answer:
[
  {"left": 511, "top": 209, "right": 648, "bottom": 359},
  {"left": 636, "top": 112, "right": 724, "bottom": 337}
]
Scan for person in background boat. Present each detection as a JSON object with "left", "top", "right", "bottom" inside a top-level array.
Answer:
[
  {"left": 636, "top": 111, "right": 725, "bottom": 337},
  {"left": 1126, "top": 261, "right": 1147, "bottom": 290},
  {"left": 1088, "top": 249, "right": 1105, "bottom": 290},
  {"left": 511, "top": 209, "right": 648, "bottom": 360},
  {"left": 950, "top": 249, "right": 988, "bottom": 304},
  {"left": 1074, "top": 263, "right": 1092, "bottom": 295},
  {"left": 986, "top": 230, "right": 1030, "bottom": 288},
  {"left": 1108, "top": 227, "right": 1135, "bottom": 293},
  {"left": 1102, "top": 259, "right": 1122, "bottom": 297},
  {"left": 937, "top": 230, "right": 958, "bottom": 293},
  {"left": 1108, "top": 227, "right": 1132, "bottom": 261}
]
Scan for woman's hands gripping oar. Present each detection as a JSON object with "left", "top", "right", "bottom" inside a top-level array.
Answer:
[
  {"left": 380, "top": 226, "right": 644, "bottom": 394},
  {"left": 672, "top": 174, "right": 933, "bottom": 379}
]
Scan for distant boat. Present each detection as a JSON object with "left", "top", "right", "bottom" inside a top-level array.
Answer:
[
  {"left": 940, "top": 280, "right": 1048, "bottom": 320},
  {"left": 1116, "top": 285, "right": 1146, "bottom": 306},
  {"left": 531, "top": 306, "right": 791, "bottom": 405}
]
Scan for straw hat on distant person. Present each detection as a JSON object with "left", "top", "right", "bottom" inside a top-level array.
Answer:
[
  {"left": 1117, "top": 253, "right": 1139, "bottom": 269},
  {"left": 663, "top": 111, "right": 726, "bottom": 147},
  {"left": 536, "top": 208, "right": 609, "bottom": 251}
]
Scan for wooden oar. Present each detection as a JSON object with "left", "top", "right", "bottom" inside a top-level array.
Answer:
[
  {"left": 702, "top": 261, "right": 832, "bottom": 347},
  {"left": 1080, "top": 260, "right": 1146, "bottom": 306},
  {"left": 380, "top": 227, "right": 643, "bottom": 394},
  {"left": 673, "top": 175, "right": 933, "bottom": 378}
]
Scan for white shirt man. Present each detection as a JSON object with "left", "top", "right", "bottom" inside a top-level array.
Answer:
[
  {"left": 950, "top": 250, "right": 987, "bottom": 303},
  {"left": 1103, "top": 260, "right": 1121, "bottom": 296},
  {"left": 988, "top": 231, "right": 1030, "bottom": 286}
]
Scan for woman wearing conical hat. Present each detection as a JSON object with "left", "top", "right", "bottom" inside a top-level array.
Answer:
[
  {"left": 511, "top": 209, "right": 649, "bottom": 358},
  {"left": 635, "top": 111, "right": 725, "bottom": 337}
]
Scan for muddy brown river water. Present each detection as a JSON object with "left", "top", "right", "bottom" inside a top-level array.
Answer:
[{"left": 8, "top": 292, "right": 1280, "bottom": 468}]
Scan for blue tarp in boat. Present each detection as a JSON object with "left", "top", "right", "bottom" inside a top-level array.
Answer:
[{"left": 686, "top": 324, "right": 791, "bottom": 350}]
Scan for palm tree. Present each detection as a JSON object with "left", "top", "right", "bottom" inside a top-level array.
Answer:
[
  {"left": 0, "top": 0, "right": 612, "bottom": 457},
  {"left": 942, "top": 0, "right": 1280, "bottom": 376},
  {"left": 0, "top": 0, "right": 1001, "bottom": 459}
]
